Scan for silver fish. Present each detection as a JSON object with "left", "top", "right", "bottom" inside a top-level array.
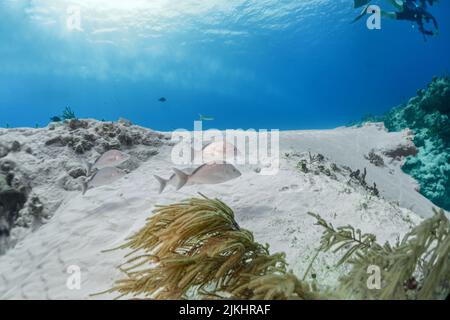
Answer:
[
  {"left": 81, "top": 167, "right": 126, "bottom": 195},
  {"left": 87, "top": 150, "right": 130, "bottom": 176},
  {"left": 153, "top": 168, "right": 195, "bottom": 194},
  {"left": 200, "top": 141, "right": 241, "bottom": 163},
  {"left": 156, "top": 161, "right": 241, "bottom": 193}
]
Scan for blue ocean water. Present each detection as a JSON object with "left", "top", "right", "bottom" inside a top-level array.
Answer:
[{"left": 0, "top": 0, "right": 449, "bottom": 131}]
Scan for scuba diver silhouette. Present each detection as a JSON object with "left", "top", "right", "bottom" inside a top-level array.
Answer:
[
  {"left": 353, "top": 0, "right": 439, "bottom": 39},
  {"left": 385, "top": 0, "right": 439, "bottom": 37}
]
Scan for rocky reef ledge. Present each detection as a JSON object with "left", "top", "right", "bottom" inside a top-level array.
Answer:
[{"left": 0, "top": 118, "right": 172, "bottom": 254}]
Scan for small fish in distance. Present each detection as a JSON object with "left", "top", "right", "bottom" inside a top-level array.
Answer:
[
  {"left": 198, "top": 114, "right": 214, "bottom": 121},
  {"left": 81, "top": 167, "right": 126, "bottom": 195},
  {"left": 158, "top": 97, "right": 167, "bottom": 102}
]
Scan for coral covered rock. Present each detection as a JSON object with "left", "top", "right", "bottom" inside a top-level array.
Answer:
[
  {"left": 0, "top": 119, "right": 171, "bottom": 255},
  {"left": 384, "top": 76, "right": 450, "bottom": 210}
]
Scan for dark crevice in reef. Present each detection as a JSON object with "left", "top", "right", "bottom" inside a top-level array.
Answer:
[
  {"left": 368, "top": 76, "right": 450, "bottom": 211},
  {"left": 0, "top": 141, "right": 40, "bottom": 255},
  {"left": 0, "top": 171, "right": 29, "bottom": 254},
  {"left": 0, "top": 188, "right": 27, "bottom": 236}
]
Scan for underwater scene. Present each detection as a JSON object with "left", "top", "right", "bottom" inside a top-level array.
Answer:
[{"left": 0, "top": 0, "right": 449, "bottom": 303}]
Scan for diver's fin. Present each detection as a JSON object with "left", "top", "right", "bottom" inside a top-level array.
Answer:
[
  {"left": 352, "top": 4, "right": 370, "bottom": 23},
  {"left": 172, "top": 168, "right": 189, "bottom": 191},
  {"left": 153, "top": 175, "right": 168, "bottom": 194},
  {"left": 354, "top": 0, "right": 370, "bottom": 9}
]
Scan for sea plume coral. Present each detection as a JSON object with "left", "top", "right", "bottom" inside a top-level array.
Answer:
[
  {"left": 101, "top": 195, "right": 318, "bottom": 300},
  {"left": 310, "top": 208, "right": 450, "bottom": 300},
  {"left": 101, "top": 196, "right": 448, "bottom": 300}
]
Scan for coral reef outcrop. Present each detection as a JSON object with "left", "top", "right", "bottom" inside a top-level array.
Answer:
[
  {"left": 0, "top": 119, "right": 172, "bottom": 254},
  {"left": 383, "top": 76, "right": 450, "bottom": 210}
]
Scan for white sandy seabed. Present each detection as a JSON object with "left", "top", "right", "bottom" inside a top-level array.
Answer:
[{"left": 0, "top": 122, "right": 446, "bottom": 300}]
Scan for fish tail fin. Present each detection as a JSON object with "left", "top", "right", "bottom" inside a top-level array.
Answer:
[
  {"left": 82, "top": 159, "right": 93, "bottom": 177},
  {"left": 81, "top": 180, "right": 88, "bottom": 195},
  {"left": 172, "top": 168, "right": 189, "bottom": 191},
  {"left": 153, "top": 175, "right": 168, "bottom": 194}
]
